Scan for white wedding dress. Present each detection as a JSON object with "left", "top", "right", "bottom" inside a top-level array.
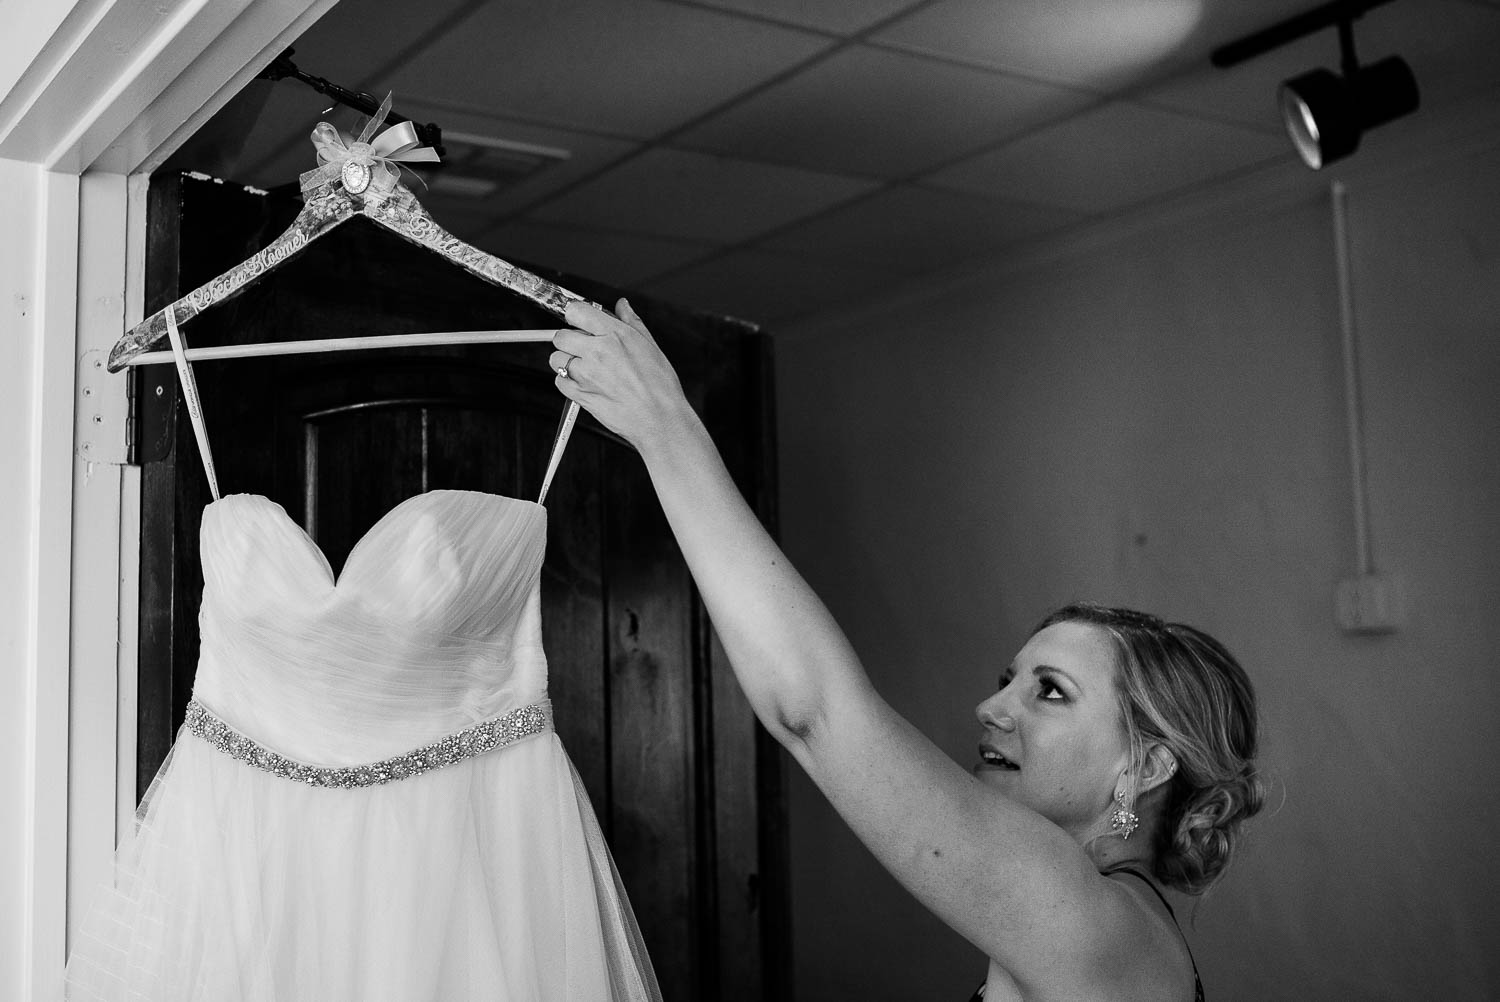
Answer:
[{"left": 65, "top": 322, "right": 661, "bottom": 1001}]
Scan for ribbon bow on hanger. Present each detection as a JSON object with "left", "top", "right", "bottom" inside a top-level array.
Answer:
[{"left": 298, "top": 92, "right": 440, "bottom": 197}]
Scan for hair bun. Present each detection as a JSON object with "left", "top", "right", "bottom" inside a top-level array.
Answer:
[{"left": 1158, "top": 765, "right": 1266, "bottom": 895}]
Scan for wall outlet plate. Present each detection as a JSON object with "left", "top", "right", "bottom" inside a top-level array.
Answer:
[{"left": 1335, "top": 573, "right": 1404, "bottom": 634}]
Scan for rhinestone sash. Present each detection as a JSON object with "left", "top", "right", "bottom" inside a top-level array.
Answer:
[{"left": 184, "top": 698, "right": 553, "bottom": 789}]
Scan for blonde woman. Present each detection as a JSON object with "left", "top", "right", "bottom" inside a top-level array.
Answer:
[{"left": 551, "top": 301, "right": 1264, "bottom": 1001}]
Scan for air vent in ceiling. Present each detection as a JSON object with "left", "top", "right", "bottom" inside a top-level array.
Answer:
[{"left": 427, "top": 130, "right": 571, "bottom": 198}]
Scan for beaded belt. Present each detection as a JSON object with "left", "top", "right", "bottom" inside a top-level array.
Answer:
[{"left": 184, "top": 698, "right": 552, "bottom": 789}]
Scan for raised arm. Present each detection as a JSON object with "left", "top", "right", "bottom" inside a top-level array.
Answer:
[{"left": 550, "top": 302, "right": 1172, "bottom": 997}]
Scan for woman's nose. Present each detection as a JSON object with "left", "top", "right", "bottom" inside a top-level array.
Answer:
[{"left": 976, "top": 691, "right": 1017, "bottom": 731}]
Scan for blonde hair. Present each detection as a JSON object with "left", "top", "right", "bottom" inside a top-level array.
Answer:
[{"left": 1034, "top": 603, "right": 1264, "bottom": 895}]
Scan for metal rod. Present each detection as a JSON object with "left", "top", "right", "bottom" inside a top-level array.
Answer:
[
  {"left": 259, "top": 49, "right": 444, "bottom": 157},
  {"left": 1332, "top": 181, "right": 1374, "bottom": 576},
  {"left": 1210, "top": 0, "right": 1395, "bottom": 68},
  {"left": 122, "top": 329, "right": 559, "bottom": 366}
]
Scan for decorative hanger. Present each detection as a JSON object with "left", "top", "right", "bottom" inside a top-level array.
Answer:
[
  {"left": 110, "top": 94, "right": 595, "bottom": 503},
  {"left": 107, "top": 94, "right": 591, "bottom": 372}
]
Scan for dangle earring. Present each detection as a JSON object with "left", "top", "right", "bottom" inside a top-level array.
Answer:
[{"left": 1109, "top": 790, "right": 1140, "bottom": 840}]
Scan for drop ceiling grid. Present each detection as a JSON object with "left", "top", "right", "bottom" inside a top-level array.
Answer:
[
  {"left": 178, "top": 0, "right": 1500, "bottom": 330},
  {"left": 640, "top": 244, "right": 918, "bottom": 323},
  {"left": 670, "top": 43, "right": 1100, "bottom": 178},
  {"left": 925, "top": 100, "right": 1289, "bottom": 213},
  {"left": 524, "top": 147, "right": 881, "bottom": 243},
  {"left": 666, "top": 0, "right": 933, "bottom": 36},
  {"left": 481, "top": 218, "right": 719, "bottom": 288},
  {"left": 869, "top": 0, "right": 1209, "bottom": 90},
  {"left": 382, "top": 0, "right": 837, "bottom": 139},
  {"left": 753, "top": 184, "right": 1085, "bottom": 270}
]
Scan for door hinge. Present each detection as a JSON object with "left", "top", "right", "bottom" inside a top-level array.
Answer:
[{"left": 77, "top": 349, "right": 130, "bottom": 466}]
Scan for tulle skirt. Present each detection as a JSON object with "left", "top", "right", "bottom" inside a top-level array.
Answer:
[{"left": 65, "top": 726, "right": 660, "bottom": 1001}]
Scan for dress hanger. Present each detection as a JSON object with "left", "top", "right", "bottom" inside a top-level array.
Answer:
[
  {"left": 108, "top": 95, "right": 591, "bottom": 372},
  {"left": 110, "top": 95, "right": 592, "bottom": 501}
]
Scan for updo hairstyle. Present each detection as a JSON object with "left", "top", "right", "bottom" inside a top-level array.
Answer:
[{"left": 1034, "top": 603, "right": 1265, "bottom": 895}]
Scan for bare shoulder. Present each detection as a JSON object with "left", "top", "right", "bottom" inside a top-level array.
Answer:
[
  {"left": 790, "top": 691, "right": 1186, "bottom": 997},
  {"left": 1095, "top": 870, "right": 1198, "bottom": 1002}
]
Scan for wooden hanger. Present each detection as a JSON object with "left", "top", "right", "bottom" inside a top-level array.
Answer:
[{"left": 107, "top": 95, "right": 593, "bottom": 373}]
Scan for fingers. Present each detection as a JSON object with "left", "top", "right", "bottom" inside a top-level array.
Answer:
[
  {"left": 564, "top": 299, "right": 627, "bottom": 336},
  {"left": 615, "top": 297, "right": 649, "bottom": 335},
  {"left": 551, "top": 297, "right": 658, "bottom": 394},
  {"left": 552, "top": 327, "right": 596, "bottom": 357},
  {"left": 548, "top": 349, "right": 583, "bottom": 381},
  {"left": 548, "top": 350, "right": 588, "bottom": 405}
]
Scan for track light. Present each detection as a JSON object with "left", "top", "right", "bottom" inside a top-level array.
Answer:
[{"left": 1212, "top": 1, "right": 1420, "bottom": 170}]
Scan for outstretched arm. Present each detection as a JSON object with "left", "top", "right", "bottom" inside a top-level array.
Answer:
[
  {"left": 554, "top": 299, "right": 863, "bottom": 745},
  {"left": 550, "top": 301, "right": 1169, "bottom": 996}
]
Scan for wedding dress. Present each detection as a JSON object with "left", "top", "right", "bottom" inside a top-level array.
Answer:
[{"left": 65, "top": 324, "right": 661, "bottom": 1000}]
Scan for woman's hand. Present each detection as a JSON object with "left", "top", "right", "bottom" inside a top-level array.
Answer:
[{"left": 549, "top": 299, "right": 695, "bottom": 455}]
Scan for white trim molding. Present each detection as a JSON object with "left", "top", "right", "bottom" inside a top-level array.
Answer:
[{"left": 0, "top": 2, "right": 336, "bottom": 997}]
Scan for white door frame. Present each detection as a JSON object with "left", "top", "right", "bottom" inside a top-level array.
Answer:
[{"left": 0, "top": 2, "right": 336, "bottom": 996}]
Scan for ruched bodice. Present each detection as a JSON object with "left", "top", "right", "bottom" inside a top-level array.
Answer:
[{"left": 194, "top": 490, "right": 550, "bottom": 763}]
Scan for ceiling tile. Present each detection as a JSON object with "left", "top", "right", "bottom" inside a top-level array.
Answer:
[
  {"left": 674, "top": 44, "right": 1096, "bottom": 178},
  {"left": 871, "top": 0, "right": 1209, "bottom": 90},
  {"left": 528, "top": 148, "right": 879, "bottom": 243},
  {"left": 385, "top": 0, "right": 833, "bottom": 139},
  {"left": 757, "top": 184, "right": 1081, "bottom": 272},
  {"left": 477, "top": 220, "right": 717, "bottom": 288},
  {"left": 683, "top": 0, "right": 925, "bottom": 35},
  {"left": 1141, "top": 0, "right": 1500, "bottom": 133},
  {"left": 287, "top": 0, "right": 482, "bottom": 84},
  {"left": 640, "top": 248, "right": 909, "bottom": 326},
  {"left": 926, "top": 100, "right": 1287, "bottom": 213}
]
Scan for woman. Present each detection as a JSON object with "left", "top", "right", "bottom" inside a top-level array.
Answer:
[{"left": 550, "top": 301, "right": 1264, "bottom": 1001}]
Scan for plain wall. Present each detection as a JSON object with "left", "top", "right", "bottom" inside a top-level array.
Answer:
[{"left": 773, "top": 135, "right": 1500, "bottom": 999}]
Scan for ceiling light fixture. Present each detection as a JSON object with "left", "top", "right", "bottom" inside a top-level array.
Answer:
[{"left": 1211, "top": 0, "right": 1419, "bottom": 170}]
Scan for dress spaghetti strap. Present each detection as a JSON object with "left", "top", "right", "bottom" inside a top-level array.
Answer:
[
  {"left": 535, "top": 401, "right": 578, "bottom": 505},
  {"left": 160, "top": 315, "right": 577, "bottom": 506},
  {"left": 163, "top": 309, "right": 221, "bottom": 501}
]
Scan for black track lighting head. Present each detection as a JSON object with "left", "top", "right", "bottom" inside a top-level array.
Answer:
[
  {"left": 1212, "top": 2, "right": 1420, "bottom": 171},
  {"left": 1279, "top": 55, "right": 1420, "bottom": 169}
]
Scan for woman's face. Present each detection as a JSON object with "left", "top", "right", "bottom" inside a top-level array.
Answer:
[{"left": 973, "top": 620, "right": 1133, "bottom": 840}]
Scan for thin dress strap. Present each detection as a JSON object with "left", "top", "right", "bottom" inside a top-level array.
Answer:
[
  {"left": 163, "top": 309, "right": 221, "bottom": 502},
  {"left": 535, "top": 400, "right": 579, "bottom": 505},
  {"left": 164, "top": 308, "right": 576, "bottom": 507}
]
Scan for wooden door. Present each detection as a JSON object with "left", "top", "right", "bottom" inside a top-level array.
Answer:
[{"left": 132, "top": 173, "right": 789, "bottom": 1000}]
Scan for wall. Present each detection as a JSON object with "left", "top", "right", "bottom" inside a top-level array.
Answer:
[{"left": 774, "top": 136, "right": 1500, "bottom": 1000}]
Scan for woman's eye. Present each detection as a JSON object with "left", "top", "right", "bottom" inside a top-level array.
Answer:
[{"left": 1038, "top": 679, "right": 1065, "bottom": 701}]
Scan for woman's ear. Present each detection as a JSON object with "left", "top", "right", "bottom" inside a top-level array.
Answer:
[{"left": 1134, "top": 743, "right": 1179, "bottom": 798}]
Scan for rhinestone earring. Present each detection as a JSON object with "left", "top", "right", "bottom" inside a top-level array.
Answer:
[{"left": 1109, "top": 791, "right": 1140, "bottom": 840}]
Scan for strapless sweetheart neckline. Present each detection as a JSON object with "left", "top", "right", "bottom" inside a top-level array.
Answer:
[{"left": 206, "top": 488, "right": 545, "bottom": 590}]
